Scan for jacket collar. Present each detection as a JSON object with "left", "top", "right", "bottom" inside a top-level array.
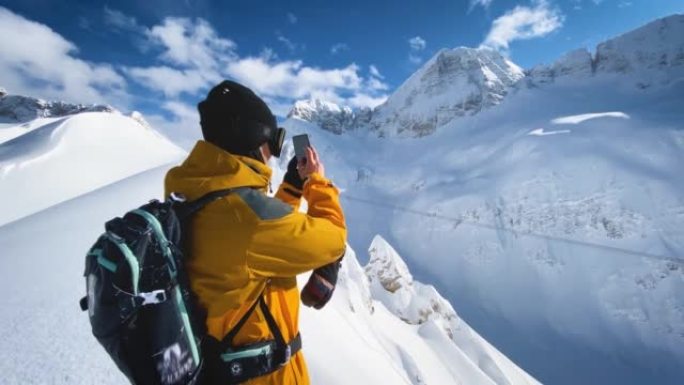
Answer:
[{"left": 165, "top": 140, "right": 272, "bottom": 200}]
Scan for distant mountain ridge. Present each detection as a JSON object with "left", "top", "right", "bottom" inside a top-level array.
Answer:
[
  {"left": 0, "top": 91, "right": 116, "bottom": 122},
  {"left": 288, "top": 14, "right": 684, "bottom": 136}
]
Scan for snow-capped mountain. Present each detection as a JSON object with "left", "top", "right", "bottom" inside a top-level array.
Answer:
[
  {"left": 368, "top": 47, "right": 524, "bottom": 137},
  {"left": 528, "top": 14, "right": 684, "bottom": 87},
  {"left": 0, "top": 91, "right": 116, "bottom": 122},
  {"left": 287, "top": 99, "right": 371, "bottom": 134},
  {"left": 288, "top": 47, "right": 524, "bottom": 137},
  {"left": 282, "top": 14, "right": 684, "bottom": 385},
  {"left": 292, "top": 15, "right": 684, "bottom": 139}
]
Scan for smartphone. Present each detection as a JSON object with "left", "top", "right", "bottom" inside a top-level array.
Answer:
[{"left": 292, "top": 134, "right": 311, "bottom": 161}]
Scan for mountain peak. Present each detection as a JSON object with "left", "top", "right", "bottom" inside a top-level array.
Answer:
[
  {"left": 366, "top": 235, "right": 414, "bottom": 293},
  {"left": 368, "top": 46, "right": 524, "bottom": 137},
  {"left": 287, "top": 98, "right": 371, "bottom": 134},
  {"left": 0, "top": 90, "right": 116, "bottom": 122}
]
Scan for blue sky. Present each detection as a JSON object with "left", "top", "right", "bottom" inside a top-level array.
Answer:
[{"left": 0, "top": 0, "right": 682, "bottom": 147}]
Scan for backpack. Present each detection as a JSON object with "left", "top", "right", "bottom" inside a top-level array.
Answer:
[{"left": 79, "top": 189, "right": 232, "bottom": 385}]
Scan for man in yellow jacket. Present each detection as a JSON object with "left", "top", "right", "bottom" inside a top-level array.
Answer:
[{"left": 165, "top": 80, "right": 347, "bottom": 384}]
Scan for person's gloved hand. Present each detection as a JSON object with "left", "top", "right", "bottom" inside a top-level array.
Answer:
[
  {"left": 283, "top": 156, "right": 305, "bottom": 190},
  {"left": 301, "top": 258, "right": 342, "bottom": 310}
]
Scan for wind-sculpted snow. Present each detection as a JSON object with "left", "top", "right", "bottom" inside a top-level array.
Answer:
[{"left": 0, "top": 111, "right": 184, "bottom": 225}]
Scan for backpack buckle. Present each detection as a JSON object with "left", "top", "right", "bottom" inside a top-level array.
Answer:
[
  {"left": 280, "top": 345, "right": 291, "bottom": 366},
  {"left": 137, "top": 290, "right": 168, "bottom": 306}
]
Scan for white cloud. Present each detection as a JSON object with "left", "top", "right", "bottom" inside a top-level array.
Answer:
[
  {"left": 481, "top": 0, "right": 564, "bottom": 51},
  {"left": 408, "top": 36, "right": 427, "bottom": 51},
  {"left": 0, "top": 6, "right": 127, "bottom": 106},
  {"left": 347, "top": 93, "right": 388, "bottom": 109},
  {"left": 104, "top": 6, "right": 145, "bottom": 34},
  {"left": 408, "top": 36, "right": 427, "bottom": 64},
  {"left": 369, "top": 65, "right": 383, "bottom": 79},
  {"left": 124, "top": 66, "right": 210, "bottom": 97},
  {"left": 368, "top": 77, "right": 389, "bottom": 91},
  {"left": 146, "top": 17, "right": 237, "bottom": 72},
  {"left": 146, "top": 101, "right": 201, "bottom": 150},
  {"left": 128, "top": 16, "right": 387, "bottom": 111},
  {"left": 276, "top": 32, "right": 299, "bottom": 53},
  {"left": 287, "top": 12, "right": 298, "bottom": 24},
  {"left": 330, "top": 43, "right": 349, "bottom": 55},
  {"left": 226, "top": 58, "right": 362, "bottom": 99},
  {"left": 408, "top": 54, "right": 423, "bottom": 64},
  {"left": 470, "top": 0, "right": 494, "bottom": 10}
]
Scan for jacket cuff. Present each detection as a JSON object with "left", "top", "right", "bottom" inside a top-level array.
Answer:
[{"left": 280, "top": 181, "right": 303, "bottom": 199}]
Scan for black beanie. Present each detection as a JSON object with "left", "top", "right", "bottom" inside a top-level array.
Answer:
[{"left": 198, "top": 80, "right": 278, "bottom": 157}]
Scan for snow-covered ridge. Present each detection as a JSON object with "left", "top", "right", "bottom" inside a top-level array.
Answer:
[
  {"left": 362, "top": 235, "right": 538, "bottom": 385},
  {"left": 527, "top": 14, "right": 684, "bottom": 86},
  {"left": 0, "top": 90, "right": 116, "bottom": 122},
  {"left": 0, "top": 103, "right": 184, "bottom": 226},
  {"left": 287, "top": 99, "right": 371, "bottom": 134},
  {"left": 365, "top": 235, "right": 458, "bottom": 326}
]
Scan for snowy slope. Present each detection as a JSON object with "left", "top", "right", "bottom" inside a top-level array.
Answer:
[
  {"left": 0, "top": 104, "right": 185, "bottom": 226},
  {"left": 282, "top": 15, "right": 684, "bottom": 385},
  {"left": 0, "top": 163, "right": 538, "bottom": 385}
]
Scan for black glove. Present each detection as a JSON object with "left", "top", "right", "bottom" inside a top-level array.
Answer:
[
  {"left": 301, "top": 257, "right": 342, "bottom": 310},
  {"left": 283, "top": 156, "right": 305, "bottom": 190}
]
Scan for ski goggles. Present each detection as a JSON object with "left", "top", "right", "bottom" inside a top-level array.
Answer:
[{"left": 268, "top": 127, "right": 286, "bottom": 158}]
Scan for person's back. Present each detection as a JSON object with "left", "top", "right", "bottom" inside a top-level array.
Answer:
[{"left": 164, "top": 80, "right": 346, "bottom": 384}]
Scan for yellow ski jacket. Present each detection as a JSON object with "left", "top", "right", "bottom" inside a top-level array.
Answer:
[{"left": 165, "top": 140, "right": 346, "bottom": 385}]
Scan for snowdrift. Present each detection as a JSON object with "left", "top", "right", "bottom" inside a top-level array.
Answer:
[{"left": 0, "top": 111, "right": 185, "bottom": 226}]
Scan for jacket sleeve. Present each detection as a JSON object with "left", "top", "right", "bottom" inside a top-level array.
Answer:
[
  {"left": 246, "top": 173, "right": 347, "bottom": 278},
  {"left": 274, "top": 180, "right": 303, "bottom": 211}
]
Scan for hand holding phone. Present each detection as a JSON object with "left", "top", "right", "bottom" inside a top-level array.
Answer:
[
  {"left": 292, "top": 134, "right": 310, "bottom": 162},
  {"left": 291, "top": 134, "right": 324, "bottom": 179}
]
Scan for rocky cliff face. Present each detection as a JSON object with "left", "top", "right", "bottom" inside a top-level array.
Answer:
[
  {"left": 365, "top": 235, "right": 459, "bottom": 326},
  {"left": 287, "top": 99, "right": 371, "bottom": 134},
  {"left": 368, "top": 47, "right": 524, "bottom": 137},
  {"left": 0, "top": 91, "right": 116, "bottom": 122}
]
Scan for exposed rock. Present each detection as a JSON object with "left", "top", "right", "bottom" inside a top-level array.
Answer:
[{"left": 0, "top": 92, "right": 116, "bottom": 122}]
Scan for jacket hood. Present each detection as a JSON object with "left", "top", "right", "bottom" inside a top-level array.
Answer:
[{"left": 165, "top": 140, "right": 272, "bottom": 200}]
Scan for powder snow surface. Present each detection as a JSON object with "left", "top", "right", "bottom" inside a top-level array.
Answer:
[
  {"left": 0, "top": 112, "right": 185, "bottom": 226},
  {"left": 0, "top": 111, "right": 536, "bottom": 384}
]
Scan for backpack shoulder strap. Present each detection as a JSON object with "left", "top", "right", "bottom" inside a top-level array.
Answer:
[{"left": 173, "top": 189, "right": 234, "bottom": 219}]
